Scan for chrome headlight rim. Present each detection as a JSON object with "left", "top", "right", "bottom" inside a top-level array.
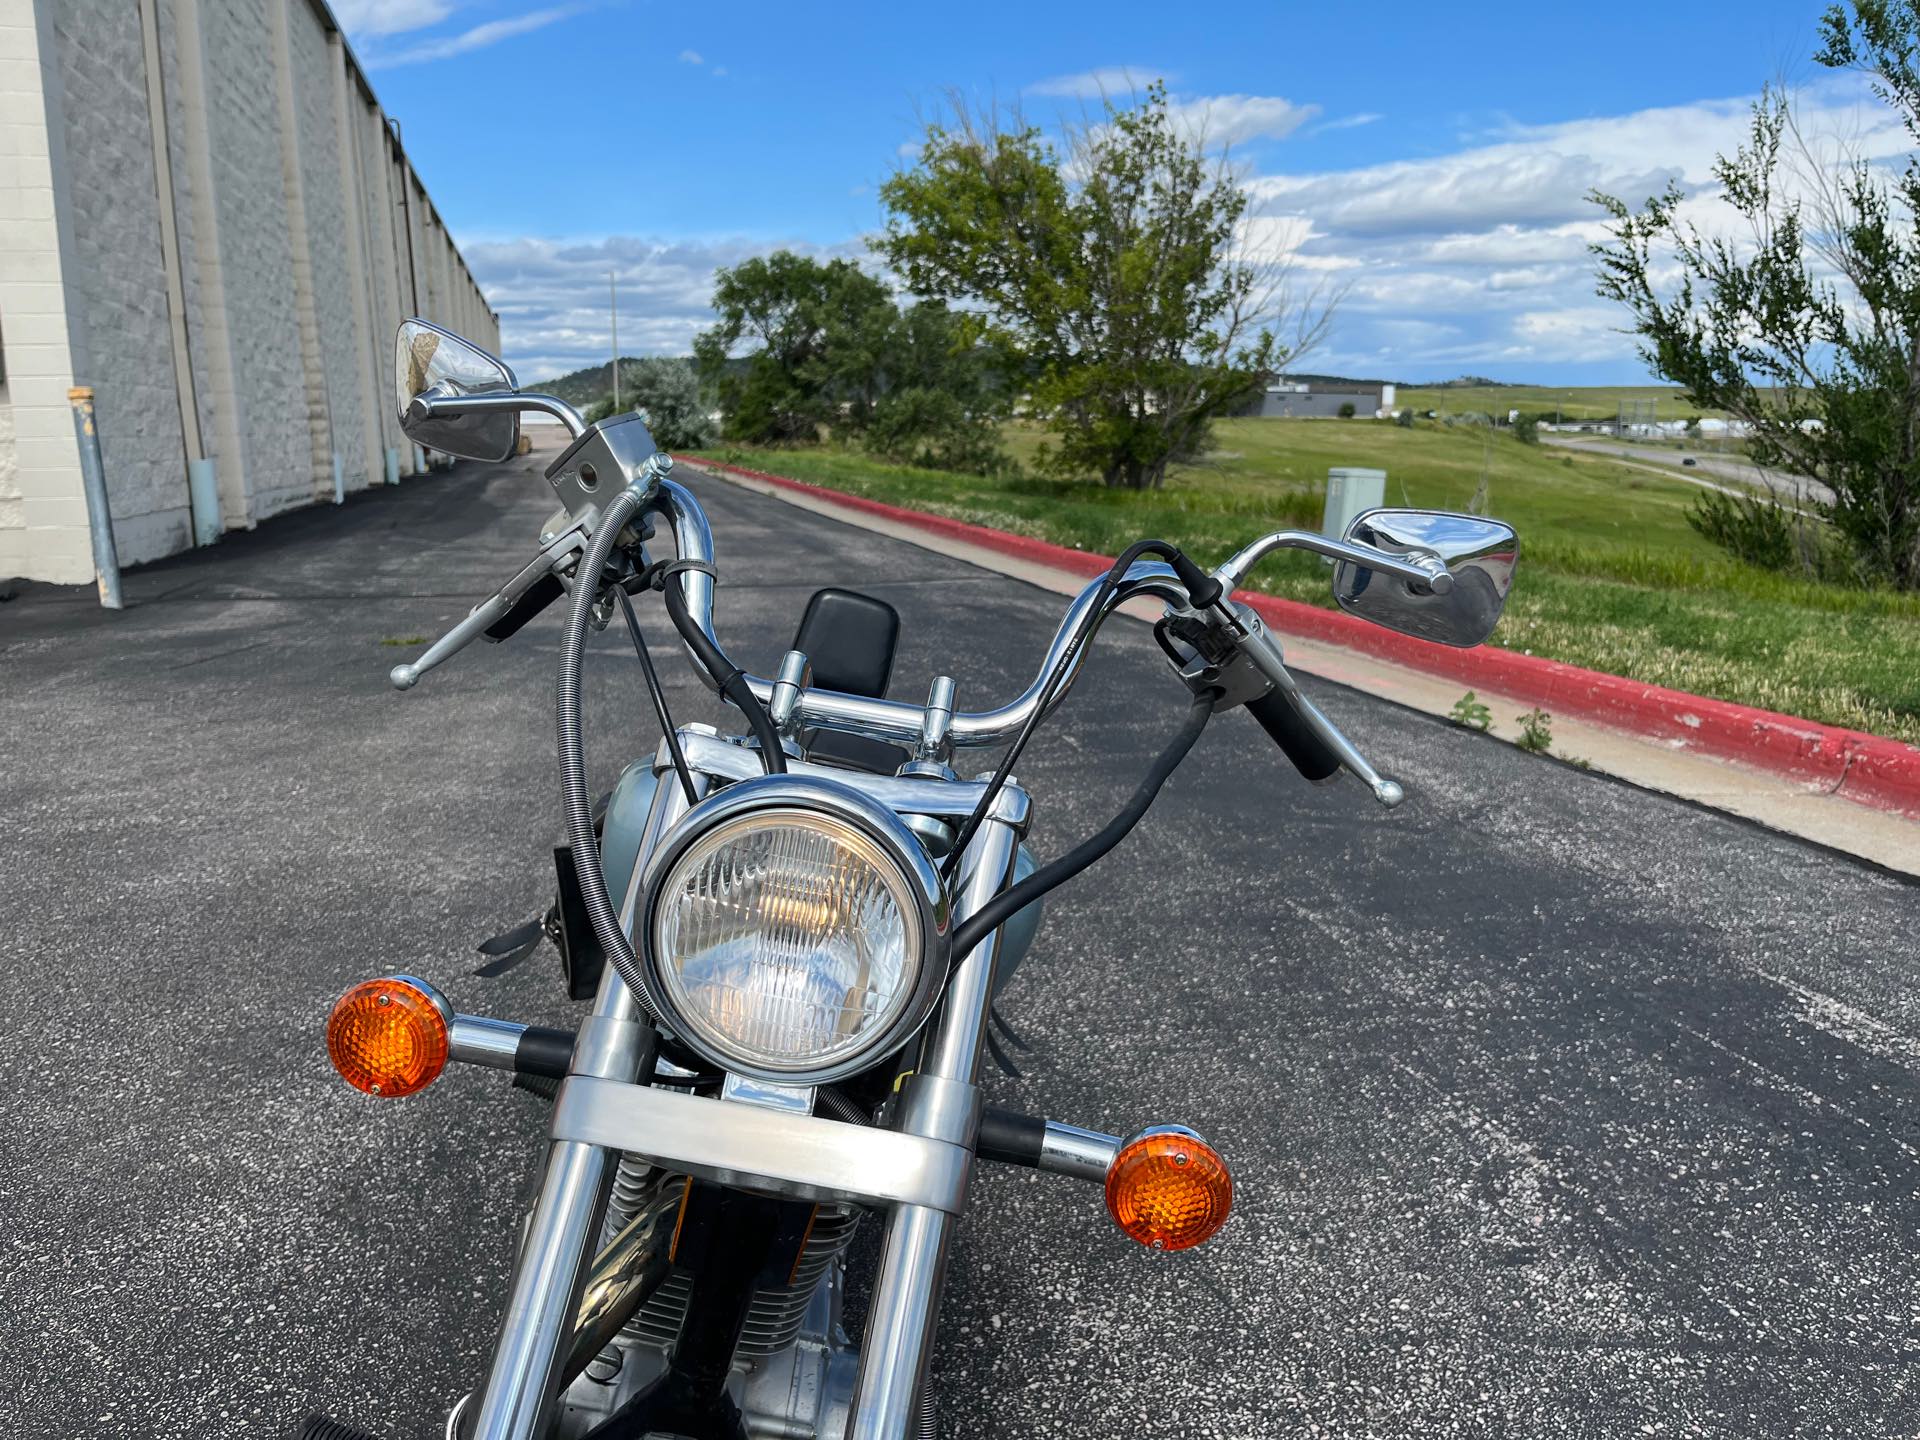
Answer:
[{"left": 639, "top": 774, "right": 951, "bottom": 1086}]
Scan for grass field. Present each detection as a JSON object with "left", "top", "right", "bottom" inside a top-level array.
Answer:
[
  {"left": 1397, "top": 384, "right": 1723, "bottom": 421},
  {"left": 693, "top": 417, "right": 1920, "bottom": 742}
]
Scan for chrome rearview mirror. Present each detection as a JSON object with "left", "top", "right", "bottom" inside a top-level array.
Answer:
[
  {"left": 1332, "top": 509, "right": 1518, "bottom": 648},
  {"left": 395, "top": 319, "right": 521, "bottom": 463}
]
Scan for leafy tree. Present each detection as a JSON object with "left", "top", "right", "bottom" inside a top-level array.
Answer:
[
  {"left": 1337, "top": 402, "right": 1357, "bottom": 419},
  {"left": 866, "top": 302, "right": 1013, "bottom": 474},
  {"left": 1592, "top": 0, "right": 1920, "bottom": 588},
  {"left": 878, "top": 83, "right": 1335, "bottom": 490},
  {"left": 693, "top": 252, "right": 898, "bottom": 443},
  {"left": 1512, "top": 414, "right": 1540, "bottom": 445},
  {"left": 585, "top": 357, "right": 715, "bottom": 449}
]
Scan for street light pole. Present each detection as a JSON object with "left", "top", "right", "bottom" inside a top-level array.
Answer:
[{"left": 609, "top": 272, "right": 620, "bottom": 413}]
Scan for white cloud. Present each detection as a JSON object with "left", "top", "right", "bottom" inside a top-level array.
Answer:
[
  {"left": 458, "top": 74, "right": 1911, "bottom": 386},
  {"left": 1166, "top": 94, "right": 1318, "bottom": 146},
  {"left": 1506, "top": 306, "right": 1639, "bottom": 361},
  {"left": 330, "top": 0, "right": 452, "bottom": 37},
  {"left": 1240, "top": 75, "right": 1911, "bottom": 376},
  {"left": 368, "top": 5, "right": 578, "bottom": 67},
  {"left": 465, "top": 233, "right": 868, "bottom": 379},
  {"left": 1027, "top": 66, "right": 1172, "bottom": 99},
  {"left": 711, "top": 65, "right": 728, "bottom": 78},
  {"left": 678, "top": 48, "right": 703, "bottom": 64},
  {"left": 1311, "top": 112, "right": 1383, "bottom": 134}
]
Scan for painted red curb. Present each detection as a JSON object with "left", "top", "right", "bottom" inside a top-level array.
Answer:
[{"left": 679, "top": 454, "right": 1920, "bottom": 818}]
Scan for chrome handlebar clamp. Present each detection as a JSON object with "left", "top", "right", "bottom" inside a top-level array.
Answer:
[{"left": 544, "top": 415, "right": 670, "bottom": 530}]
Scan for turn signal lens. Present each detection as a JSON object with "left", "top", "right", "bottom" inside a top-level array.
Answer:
[
  {"left": 1105, "top": 1127, "right": 1233, "bottom": 1251},
  {"left": 326, "top": 977, "right": 448, "bottom": 1098}
]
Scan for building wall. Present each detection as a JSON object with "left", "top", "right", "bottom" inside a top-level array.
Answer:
[
  {"left": 47, "top": 0, "right": 193, "bottom": 565},
  {"left": 288, "top": 7, "right": 364, "bottom": 490},
  {"left": 0, "top": 2, "right": 92, "bottom": 584},
  {"left": 0, "top": 0, "right": 499, "bottom": 586},
  {"left": 1247, "top": 389, "right": 1388, "bottom": 420}
]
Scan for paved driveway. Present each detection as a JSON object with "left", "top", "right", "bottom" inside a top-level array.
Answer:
[{"left": 1, "top": 449, "right": 1914, "bottom": 1439}]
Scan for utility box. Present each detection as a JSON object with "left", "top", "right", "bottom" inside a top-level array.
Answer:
[{"left": 1324, "top": 467, "right": 1386, "bottom": 540}]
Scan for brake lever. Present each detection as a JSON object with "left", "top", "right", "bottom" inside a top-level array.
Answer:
[
  {"left": 1227, "top": 607, "right": 1405, "bottom": 808},
  {"left": 389, "top": 522, "right": 591, "bottom": 691}
]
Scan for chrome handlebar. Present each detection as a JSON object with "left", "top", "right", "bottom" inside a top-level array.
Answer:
[
  {"left": 389, "top": 463, "right": 1404, "bottom": 800},
  {"left": 647, "top": 478, "right": 1191, "bottom": 750}
]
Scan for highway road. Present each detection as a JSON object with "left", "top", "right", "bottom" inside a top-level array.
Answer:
[
  {"left": 2, "top": 444, "right": 1914, "bottom": 1438},
  {"left": 1543, "top": 433, "right": 1835, "bottom": 507}
]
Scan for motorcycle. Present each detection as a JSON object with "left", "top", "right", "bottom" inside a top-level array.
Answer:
[{"left": 302, "top": 319, "right": 1519, "bottom": 1440}]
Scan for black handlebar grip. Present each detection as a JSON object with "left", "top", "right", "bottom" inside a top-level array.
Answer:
[
  {"left": 1245, "top": 688, "right": 1343, "bottom": 784},
  {"left": 483, "top": 571, "right": 564, "bottom": 642}
]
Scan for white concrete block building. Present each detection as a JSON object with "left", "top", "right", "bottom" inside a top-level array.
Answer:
[{"left": 0, "top": 0, "right": 497, "bottom": 586}]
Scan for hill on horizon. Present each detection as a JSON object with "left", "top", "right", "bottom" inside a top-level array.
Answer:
[{"left": 528, "top": 356, "right": 697, "bottom": 409}]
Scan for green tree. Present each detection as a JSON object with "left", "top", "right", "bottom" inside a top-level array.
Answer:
[
  {"left": 878, "top": 83, "right": 1335, "bottom": 490},
  {"left": 585, "top": 357, "right": 715, "bottom": 449},
  {"left": 865, "top": 301, "right": 1013, "bottom": 474},
  {"left": 1592, "top": 0, "right": 1920, "bottom": 588},
  {"left": 693, "top": 252, "right": 898, "bottom": 443}
]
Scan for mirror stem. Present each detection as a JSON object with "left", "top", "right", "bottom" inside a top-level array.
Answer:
[
  {"left": 1214, "top": 530, "right": 1452, "bottom": 594},
  {"left": 413, "top": 390, "right": 589, "bottom": 440}
]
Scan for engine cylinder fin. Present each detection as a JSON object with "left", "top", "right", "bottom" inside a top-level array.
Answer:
[
  {"left": 603, "top": 1151, "right": 659, "bottom": 1243},
  {"left": 617, "top": 1203, "right": 862, "bottom": 1362}
]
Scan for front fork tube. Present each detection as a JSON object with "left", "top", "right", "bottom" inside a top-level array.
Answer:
[
  {"left": 466, "top": 775, "right": 1013, "bottom": 1440},
  {"left": 471, "top": 1137, "right": 617, "bottom": 1439},
  {"left": 849, "top": 816, "right": 1020, "bottom": 1439},
  {"left": 468, "top": 772, "right": 700, "bottom": 1440}
]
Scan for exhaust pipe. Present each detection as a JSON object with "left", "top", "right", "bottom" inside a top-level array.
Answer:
[{"left": 560, "top": 1171, "right": 685, "bottom": 1387}]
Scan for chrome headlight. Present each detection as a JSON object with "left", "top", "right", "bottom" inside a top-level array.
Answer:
[{"left": 640, "top": 777, "right": 949, "bottom": 1085}]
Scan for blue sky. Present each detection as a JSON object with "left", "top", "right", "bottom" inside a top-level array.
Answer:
[{"left": 334, "top": 0, "right": 1905, "bottom": 385}]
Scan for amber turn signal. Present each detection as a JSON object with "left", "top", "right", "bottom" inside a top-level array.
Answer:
[
  {"left": 326, "top": 976, "right": 449, "bottom": 1098},
  {"left": 1105, "top": 1127, "right": 1233, "bottom": 1251}
]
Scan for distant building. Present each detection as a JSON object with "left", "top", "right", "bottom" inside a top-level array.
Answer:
[
  {"left": 1233, "top": 374, "right": 1398, "bottom": 420},
  {"left": 2, "top": 0, "right": 496, "bottom": 586}
]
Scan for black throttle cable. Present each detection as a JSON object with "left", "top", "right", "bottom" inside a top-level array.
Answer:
[
  {"left": 614, "top": 585, "right": 698, "bottom": 805},
  {"left": 659, "top": 568, "right": 787, "bottom": 775},
  {"left": 946, "top": 687, "right": 1217, "bottom": 969},
  {"left": 941, "top": 538, "right": 1208, "bottom": 883},
  {"left": 557, "top": 485, "right": 666, "bottom": 1023}
]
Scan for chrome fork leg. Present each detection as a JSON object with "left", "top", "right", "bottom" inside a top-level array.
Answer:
[
  {"left": 471, "top": 1138, "right": 614, "bottom": 1439},
  {"left": 849, "top": 817, "right": 1019, "bottom": 1439},
  {"left": 469, "top": 766, "right": 697, "bottom": 1440}
]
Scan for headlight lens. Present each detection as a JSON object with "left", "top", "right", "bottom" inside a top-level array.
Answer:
[{"left": 651, "top": 804, "right": 928, "bottom": 1076}]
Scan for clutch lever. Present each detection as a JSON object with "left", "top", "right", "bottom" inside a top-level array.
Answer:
[
  {"left": 1226, "top": 606, "right": 1405, "bottom": 809},
  {"left": 389, "top": 521, "right": 591, "bottom": 690}
]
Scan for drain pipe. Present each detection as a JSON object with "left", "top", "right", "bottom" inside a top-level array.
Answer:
[{"left": 67, "top": 387, "right": 123, "bottom": 610}]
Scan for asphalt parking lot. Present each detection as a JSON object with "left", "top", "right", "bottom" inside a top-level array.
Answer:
[{"left": 3, "top": 447, "right": 1917, "bottom": 1439}]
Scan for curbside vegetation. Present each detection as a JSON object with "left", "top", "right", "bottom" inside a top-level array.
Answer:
[{"left": 692, "top": 416, "right": 1920, "bottom": 744}]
